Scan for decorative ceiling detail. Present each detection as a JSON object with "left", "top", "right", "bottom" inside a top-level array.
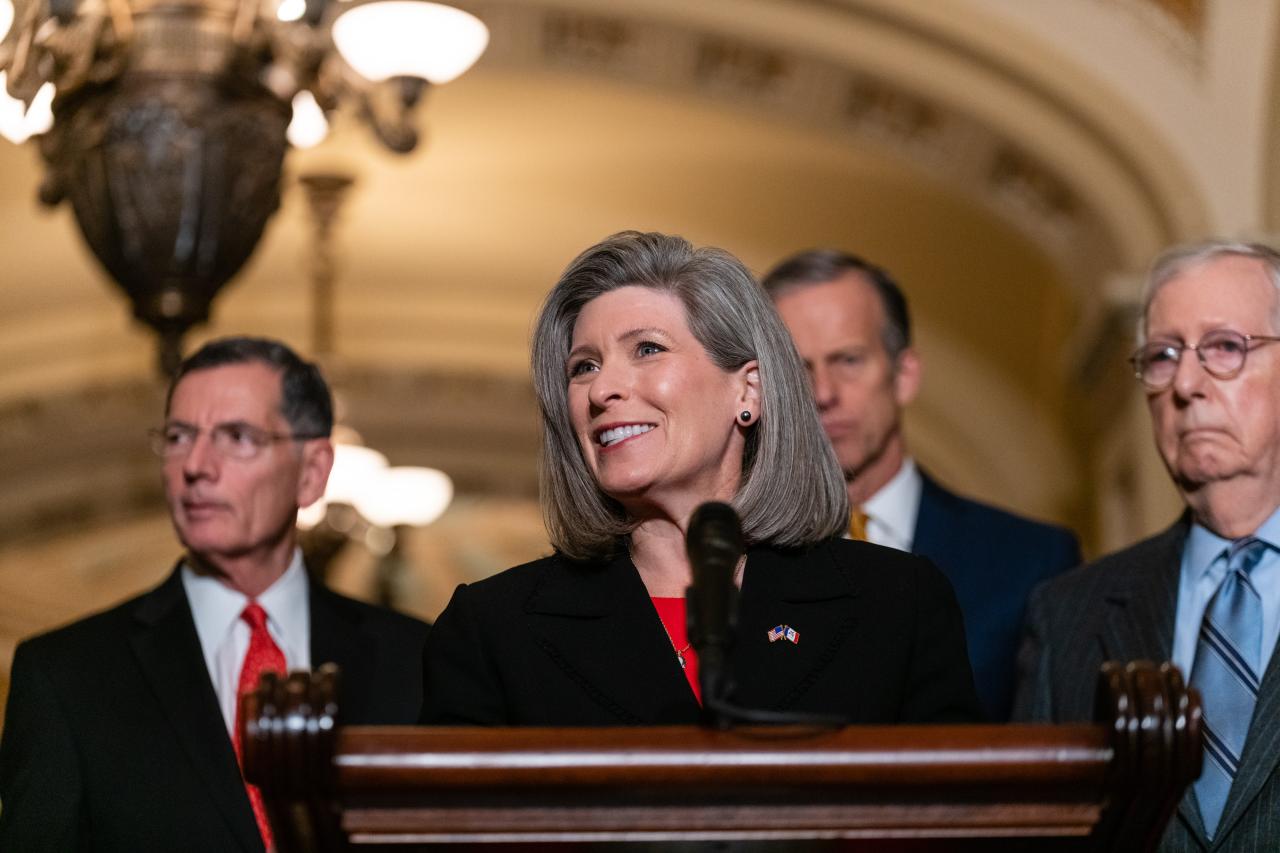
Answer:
[
  {"left": 1094, "top": 0, "right": 1205, "bottom": 64},
  {"left": 1148, "top": 0, "right": 1206, "bottom": 35}
]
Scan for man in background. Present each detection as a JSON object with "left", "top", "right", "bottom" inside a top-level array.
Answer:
[
  {"left": 764, "top": 249, "right": 1079, "bottom": 720},
  {"left": 1016, "top": 241, "right": 1280, "bottom": 850},
  {"left": 0, "top": 336, "right": 429, "bottom": 852}
]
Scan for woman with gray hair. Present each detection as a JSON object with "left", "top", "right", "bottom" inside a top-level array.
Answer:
[{"left": 422, "top": 231, "right": 980, "bottom": 725}]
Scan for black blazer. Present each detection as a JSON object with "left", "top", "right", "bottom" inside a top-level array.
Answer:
[
  {"left": 422, "top": 538, "right": 982, "bottom": 726},
  {"left": 1013, "top": 517, "right": 1280, "bottom": 851},
  {"left": 0, "top": 567, "right": 429, "bottom": 853},
  {"left": 912, "top": 470, "right": 1081, "bottom": 720}
]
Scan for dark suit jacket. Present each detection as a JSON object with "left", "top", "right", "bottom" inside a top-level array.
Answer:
[
  {"left": 0, "top": 567, "right": 429, "bottom": 853},
  {"left": 421, "top": 538, "right": 982, "bottom": 726},
  {"left": 1013, "top": 517, "right": 1280, "bottom": 851},
  {"left": 912, "top": 470, "right": 1081, "bottom": 720}
]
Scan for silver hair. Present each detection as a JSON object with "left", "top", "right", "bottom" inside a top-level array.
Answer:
[
  {"left": 531, "top": 231, "right": 850, "bottom": 562},
  {"left": 1138, "top": 239, "right": 1280, "bottom": 344}
]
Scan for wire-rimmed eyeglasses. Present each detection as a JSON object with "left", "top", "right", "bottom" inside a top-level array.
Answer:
[
  {"left": 148, "top": 422, "right": 326, "bottom": 461},
  {"left": 1129, "top": 329, "right": 1280, "bottom": 391}
]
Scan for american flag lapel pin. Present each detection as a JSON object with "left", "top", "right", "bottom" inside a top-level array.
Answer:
[{"left": 767, "top": 624, "right": 799, "bottom": 644}]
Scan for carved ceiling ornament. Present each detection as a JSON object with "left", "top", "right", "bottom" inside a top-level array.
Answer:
[
  {"left": 1097, "top": 0, "right": 1205, "bottom": 64},
  {"left": 1147, "top": 0, "right": 1206, "bottom": 34}
]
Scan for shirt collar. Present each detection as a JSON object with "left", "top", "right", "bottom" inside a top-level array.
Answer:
[
  {"left": 1186, "top": 504, "right": 1280, "bottom": 581},
  {"left": 183, "top": 549, "right": 310, "bottom": 655},
  {"left": 1184, "top": 523, "right": 1232, "bottom": 583},
  {"left": 258, "top": 550, "right": 310, "bottom": 653},
  {"left": 863, "top": 457, "right": 922, "bottom": 550},
  {"left": 1256, "top": 505, "right": 1280, "bottom": 552}
]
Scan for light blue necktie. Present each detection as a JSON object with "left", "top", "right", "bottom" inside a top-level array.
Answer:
[{"left": 1190, "top": 537, "right": 1268, "bottom": 838}]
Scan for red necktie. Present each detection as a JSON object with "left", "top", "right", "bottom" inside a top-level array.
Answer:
[{"left": 234, "top": 602, "right": 286, "bottom": 852}]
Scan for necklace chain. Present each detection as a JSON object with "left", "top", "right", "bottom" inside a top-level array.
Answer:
[
  {"left": 657, "top": 620, "right": 693, "bottom": 670},
  {"left": 628, "top": 539, "right": 747, "bottom": 671}
]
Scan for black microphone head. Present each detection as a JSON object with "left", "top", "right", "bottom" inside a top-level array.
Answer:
[
  {"left": 686, "top": 501, "right": 743, "bottom": 711},
  {"left": 686, "top": 501, "right": 744, "bottom": 579}
]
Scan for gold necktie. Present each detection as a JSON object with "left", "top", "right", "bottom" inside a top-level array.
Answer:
[{"left": 849, "top": 507, "right": 869, "bottom": 541}]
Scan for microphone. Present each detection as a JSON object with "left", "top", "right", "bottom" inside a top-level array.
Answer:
[{"left": 685, "top": 501, "right": 744, "bottom": 718}]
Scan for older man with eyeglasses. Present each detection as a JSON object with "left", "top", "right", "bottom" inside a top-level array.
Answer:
[
  {"left": 1014, "top": 240, "right": 1280, "bottom": 852},
  {"left": 0, "top": 336, "right": 429, "bottom": 853}
]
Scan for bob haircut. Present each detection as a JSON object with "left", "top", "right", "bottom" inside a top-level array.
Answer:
[{"left": 531, "top": 231, "right": 849, "bottom": 561}]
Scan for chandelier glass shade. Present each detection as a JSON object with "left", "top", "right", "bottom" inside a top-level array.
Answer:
[
  {"left": 0, "top": 69, "right": 51, "bottom": 142},
  {"left": 297, "top": 441, "right": 454, "bottom": 530},
  {"left": 332, "top": 1, "right": 488, "bottom": 84},
  {"left": 0, "top": 0, "right": 486, "bottom": 372}
]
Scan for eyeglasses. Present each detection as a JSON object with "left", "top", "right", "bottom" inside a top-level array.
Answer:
[
  {"left": 148, "top": 422, "right": 326, "bottom": 461},
  {"left": 1129, "top": 329, "right": 1280, "bottom": 391}
]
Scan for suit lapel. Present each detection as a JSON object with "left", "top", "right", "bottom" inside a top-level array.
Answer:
[
  {"left": 731, "top": 544, "right": 859, "bottom": 713},
  {"left": 524, "top": 553, "right": 698, "bottom": 723},
  {"left": 1098, "top": 557, "right": 1179, "bottom": 666},
  {"left": 910, "top": 471, "right": 958, "bottom": 564},
  {"left": 128, "top": 569, "right": 262, "bottom": 853},
  {"left": 308, "top": 582, "right": 377, "bottom": 723}
]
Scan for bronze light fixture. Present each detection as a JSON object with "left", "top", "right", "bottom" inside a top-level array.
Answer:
[{"left": 0, "top": 0, "right": 486, "bottom": 373}]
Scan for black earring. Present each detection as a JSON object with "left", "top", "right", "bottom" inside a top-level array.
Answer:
[{"left": 739, "top": 410, "right": 752, "bottom": 423}]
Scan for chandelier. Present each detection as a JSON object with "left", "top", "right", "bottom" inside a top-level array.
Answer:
[{"left": 0, "top": 0, "right": 486, "bottom": 373}]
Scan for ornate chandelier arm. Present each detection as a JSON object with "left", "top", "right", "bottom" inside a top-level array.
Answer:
[
  {"left": 301, "top": 0, "right": 326, "bottom": 26},
  {"left": 259, "top": 13, "right": 329, "bottom": 102},
  {"left": 352, "top": 74, "right": 427, "bottom": 153},
  {"left": 103, "top": 0, "right": 130, "bottom": 43},
  {"left": 3, "top": 0, "right": 131, "bottom": 101},
  {"left": 230, "top": 0, "right": 256, "bottom": 45},
  {"left": 3, "top": 0, "right": 49, "bottom": 101},
  {"left": 38, "top": 9, "right": 114, "bottom": 91}
]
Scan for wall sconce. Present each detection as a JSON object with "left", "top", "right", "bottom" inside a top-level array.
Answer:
[{"left": 0, "top": 0, "right": 486, "bottom": 373}]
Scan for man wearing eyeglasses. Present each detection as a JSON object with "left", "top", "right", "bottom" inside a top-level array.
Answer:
[
  {"left": 0, "top": 336, "right": 429, "bottom": 853},
  {"left": 1015, "top": 240, "right": 1280, "bottom": 851}
]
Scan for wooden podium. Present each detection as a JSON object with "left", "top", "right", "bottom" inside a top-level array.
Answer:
[{"left": 242, "top": 662, "right": 1200, "bottom": 852}]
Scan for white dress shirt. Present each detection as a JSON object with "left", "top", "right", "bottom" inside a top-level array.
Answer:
[
  {"left": 182, "top": 550, "right": 311, "bottom": 738},
  {"left": 860, "top": 457, "right": 923, "bottom": 553},
  {"left": 1173, "top": 507, "right": 1280, "bottom": 681}
]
